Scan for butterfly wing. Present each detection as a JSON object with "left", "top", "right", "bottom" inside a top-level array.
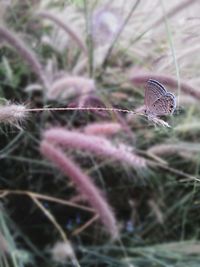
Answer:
[
  {"left": 145, "top": 79, "right": 167, "bottom": 109},
  {"left": 149, "top": 92, "right": 176, "bottom": 116}
]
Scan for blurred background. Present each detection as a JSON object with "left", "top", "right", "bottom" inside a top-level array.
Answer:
[{"left": 1, "top": 0, "right": 200, "bottom": 266}]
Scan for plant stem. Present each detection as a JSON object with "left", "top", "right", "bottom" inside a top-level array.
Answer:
[
  {"left": 83, "top": 0, "right": 94, "bottom": 77},
  {"left": 99, "top": 0, "right": 141, "bottom": 77}
]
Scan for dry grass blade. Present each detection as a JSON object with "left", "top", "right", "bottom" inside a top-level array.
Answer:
[
  {"left": 30, "top": 195, "right": 67, "bottom": 242},
  {"left": 72, "top": 214, "right": 99, "bottom": 236},
  {"left": 0, "top": 189, "right": 94, "bottom": 212},
  {"left": 148, "top": 160, "right": 200, "bottom": 182}
]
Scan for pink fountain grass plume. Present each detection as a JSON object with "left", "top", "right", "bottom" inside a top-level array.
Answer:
[
  {"left": 40, "top": 140, "right": 119, "bottom": 239},
  {"left": 129, "top": 71, "right": 200, "bottom": 100},
  {"left": 37, "top": 11, "right": 87, "bottom": 54},
  {"left": 148, "top": 142, "right": 200, "bottom": 157},
  {"left": 0, "top": 103, "right": 27, "bottom": 126},
  {"left": 91, "top": 7, "right": 122, "bottom": 46},
  {"left": 0, "top": 26, "right": 49, "bottom": 89},
  {"left": 79, "top": 93, "right": 135, "bottom": 136},
  {"left": 148, "top": 143, "right": 181, "bottom": 156},
  {"left": 83, "top": 122, "right": 122, "bottom": 136},
  {"left": 43, "top": 128, "right": 146, "bottom": 169},
  {"left": 47, "top": 76, "right": 95, "bottom": 107}
]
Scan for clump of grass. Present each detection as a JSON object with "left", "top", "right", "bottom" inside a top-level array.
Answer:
[
  {"left": 0, "top": 206, "right": 32, "bottom": 267},
  {"left": 1, "top": 1, "right": 200, "bottom": 266}
]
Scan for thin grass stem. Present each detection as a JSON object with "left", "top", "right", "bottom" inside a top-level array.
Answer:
[{"left": 99, "top": 0, "right": 140, "bottom": 76}]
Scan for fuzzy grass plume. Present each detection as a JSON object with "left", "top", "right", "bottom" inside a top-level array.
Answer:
[
  {"left": 83, "top": 122, "right": 122, "bottom": 136},
  {"left": 0, "top": 25, "right": 49, "bottom": 88},
  {"left": 0, "top": 103, "right": 27, "bottom": 126},
  {"left": 40, "top": 140, "right": 119, "bottom": 239},
  {"left": 43, "top": 128, "right": 146, "bottom": 169},
  {"left": 47, "top": 76, "right": 95, "bottom": 107},
  {"left": 37, "top": 11, "right": 87, "bottom": 54}
]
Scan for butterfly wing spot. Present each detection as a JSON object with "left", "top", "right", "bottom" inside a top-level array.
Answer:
[
  {"left": 170, "top": 105, "right": 174, "bottom": 112},
  {"left": 151, "top": 94, "right": 176, "bottom": 116}
]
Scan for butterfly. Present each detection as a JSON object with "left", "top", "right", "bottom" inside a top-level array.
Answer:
[{"left": 144, "top": 79, "right": 176, "bottom": 117}]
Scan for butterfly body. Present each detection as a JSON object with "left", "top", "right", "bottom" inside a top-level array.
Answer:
[{"left": 145, "top": 79, "right": 176, "bottom": 117}]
